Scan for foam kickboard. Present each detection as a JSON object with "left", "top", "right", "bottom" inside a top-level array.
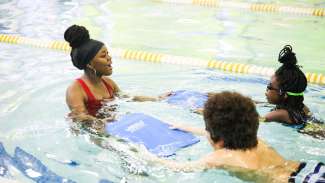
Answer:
[
  {"left": 106, "top": 113, "right": 199, "bottom": 157},
  {"left": 166, "top": 90, "right": 208, "bottom": 109}
]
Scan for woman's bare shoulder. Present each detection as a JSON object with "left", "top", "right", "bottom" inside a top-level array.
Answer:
[{"left": 67, "top": 80, "right": 83, "bottom": 93}]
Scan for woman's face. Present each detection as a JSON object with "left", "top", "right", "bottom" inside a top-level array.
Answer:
[
  {"left": 90, "top": 46, "right": 113, "bottom": 76},
  {"left": 265, "top": 75, "right": 282, "bottom": 104}
]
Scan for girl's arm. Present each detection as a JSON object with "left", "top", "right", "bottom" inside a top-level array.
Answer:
[
  {"left": 169, "top": 122, "right": 207, "bottom": 136},
  {"left": 264, "top": 109, "right": 293, "bottom": 124}
]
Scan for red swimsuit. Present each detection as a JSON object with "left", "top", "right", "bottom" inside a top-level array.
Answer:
[{"left": 77, "top": 78, "right": 114, "bottom": 116}]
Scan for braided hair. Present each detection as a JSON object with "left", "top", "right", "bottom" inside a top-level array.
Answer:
[{"left": 275, "top": 45, "right": 307, "bottom": 111}]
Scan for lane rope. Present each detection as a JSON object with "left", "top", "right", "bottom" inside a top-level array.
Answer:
[
  {"left": 153, "top": 0, "right": 325, "bottom": 17},
  {"left": 1, "top": 34, "right": 324, "bottom": 85}
]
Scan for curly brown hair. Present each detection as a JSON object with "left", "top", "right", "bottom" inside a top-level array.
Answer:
[{"left": 203, "top": 91, "right": 259, "bottom": 150}]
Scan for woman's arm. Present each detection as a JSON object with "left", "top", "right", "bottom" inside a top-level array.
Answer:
[
  {"left": 66, "top": 82, "right": 93, "bottom": 120},
  {"left": 132, "top": 92, "right": 173, "bottom": 102},
  {"left": 66, "top": 82, "right": 108, "bottom": 131},
  {"left": 132, "top": 96, "right": 159, "bottom": 102}
]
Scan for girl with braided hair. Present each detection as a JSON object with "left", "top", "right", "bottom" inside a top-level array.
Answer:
[
  {"left": 264, "top": 45, "right": 324, "bottom": 138},
  {"left": 264, "top": 45, "right": 309, "bottom": 124}
]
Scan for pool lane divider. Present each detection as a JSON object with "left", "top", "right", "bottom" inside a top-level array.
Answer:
[
  {"left": 1, "top": 142, "right": 117, "bottom": 183},
  {"left": 0, "top": 142, "right": 76, "bottom": 183},
  {"left": 1, "top": 34, "right": 324, "bottom": 85},
  {"left": 153, "top": 0, "right": 325, "bottom": 17}
]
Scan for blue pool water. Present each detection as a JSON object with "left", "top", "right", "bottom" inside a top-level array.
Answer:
[{"left": 0, "top": 0, "right": 324, "bottom": 182}]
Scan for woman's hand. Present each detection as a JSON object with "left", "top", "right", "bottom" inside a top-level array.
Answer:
[
  {"left": 115, "top": 91, "right": 130, "bottom": 99},
  {"left": 158, "top": 91, "right": 173, "bottom": 100},
  {"left": 68, "top": 112, "right": 112, "bottom": 134},
  {"left": 102, "top": 98, "right": 115, "bottom": 103},
  {"left": 91, "top": 119, "right": 106, "bottom": 131},
  {"left": 68, "top": 112, "right": 96, "bottom": 122}
]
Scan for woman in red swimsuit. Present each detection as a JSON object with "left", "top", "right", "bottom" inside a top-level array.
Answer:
[{"left": 64, "top": 25, "right": 121, "bottom": 129}]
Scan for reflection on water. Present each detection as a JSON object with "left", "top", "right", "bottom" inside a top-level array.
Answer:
[{"left": 0, "top": 0, "right": 325, "bottom": 182}]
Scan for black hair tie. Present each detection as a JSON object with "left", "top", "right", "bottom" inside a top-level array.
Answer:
[{"left": 278, "top": 45, "right": 293, "bottom": 61}]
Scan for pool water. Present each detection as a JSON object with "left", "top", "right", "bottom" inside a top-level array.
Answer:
[{"left": 0, "top": 0, "right": 325, "bottom": 182}]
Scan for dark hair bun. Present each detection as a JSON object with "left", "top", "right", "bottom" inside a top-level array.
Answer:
[
  {"left": 278, "top": 45, "right": 297, "bottom": 66},
  {"left": 64, "top": 25, "right": 90, "bottom": 49}
]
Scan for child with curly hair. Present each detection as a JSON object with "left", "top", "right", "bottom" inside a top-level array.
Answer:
[
  {"left": 146, "top": 91, "right": 325, "bottom": 183},
  {"left": 263, "top": 45, "right": 324, "bottom": 138}
]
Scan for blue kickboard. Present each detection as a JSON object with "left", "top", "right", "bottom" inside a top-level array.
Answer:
[
  {"left": 106, "top": 113, "right": 200, "bottom": 157},
  {"left": 13, "top": 147, "right": 76, "bottom": 183},
  {"left": 0, "top": 143, "right": 11, "bottom": 178},
  {"left": 166, "top": 90, "right": 208, "bottom": 109}
]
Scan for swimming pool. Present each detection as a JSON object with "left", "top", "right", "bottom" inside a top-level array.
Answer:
[{"left": 0, "top": 0, "right": 325, "bottom": 182}]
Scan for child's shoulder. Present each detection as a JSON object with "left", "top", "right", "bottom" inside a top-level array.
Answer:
[{"left": 203, "top": 149, "right": 235, "bottom": 168}]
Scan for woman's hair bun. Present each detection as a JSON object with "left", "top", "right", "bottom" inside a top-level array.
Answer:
[
  {"left": 64, "top": 25, "right": 90, "bottom": 49},
  {"left": 278, "top": 45, "right": 297, "bottom": 66}
]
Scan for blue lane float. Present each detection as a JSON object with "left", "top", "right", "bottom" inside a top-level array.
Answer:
[
  {"left": 106, "top": 113, "right": 200, "bottom": 157},
  {"left": 0, "top": 143, "right": 11, "bottom": 178},
  {"left": 0, "top": 142, "right": 76, "bottom": 183},
  {"left": 14, "top": 147, "right": 76, "bottom": 183},
  {"left": 166, "top": 90, "right": 208, "bottom": 109}
]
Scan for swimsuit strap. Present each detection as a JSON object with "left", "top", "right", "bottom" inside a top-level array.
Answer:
[
  {"left": 76, "top": 79, "right": 96, "bottom": 101},
  {"left": 101, "top": 78, "right": 114, "bottom": 98},
  {"left": 289, "top": 162, "right": 306, "bottom": 182},
  {"left": 303, "top": 162, "right": 325, "bottom": 183}
]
